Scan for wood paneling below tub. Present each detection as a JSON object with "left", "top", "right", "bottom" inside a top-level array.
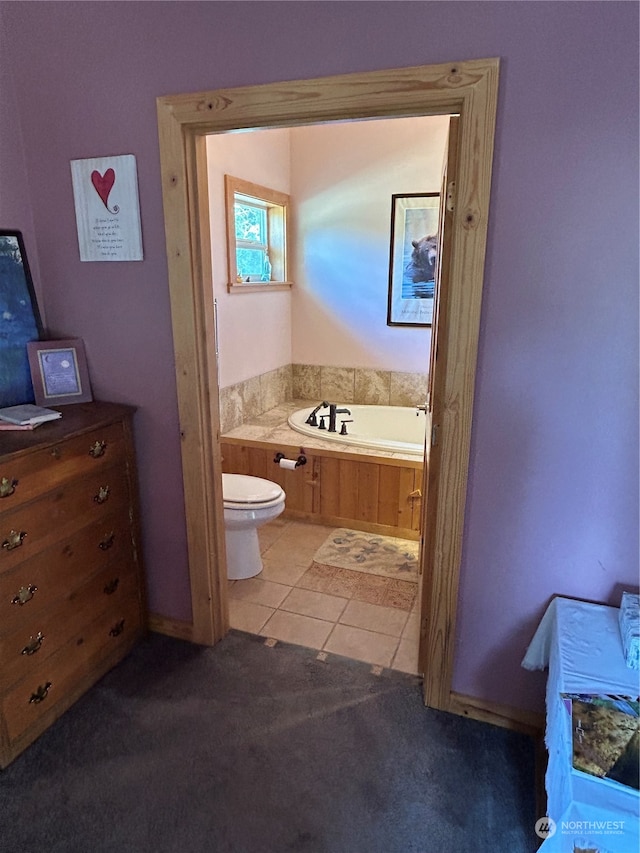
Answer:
[{"left": 221, "top": 440, "right": 422, "bottom": 540}]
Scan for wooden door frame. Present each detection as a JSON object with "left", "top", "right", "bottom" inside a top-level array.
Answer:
[{"left": 156, "top": 59, "right": 500, "bottom": 711}]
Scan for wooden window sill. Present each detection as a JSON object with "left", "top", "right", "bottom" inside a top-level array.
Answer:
[{"left": 227, "top": 282, "right": 293, "bottom": 294}]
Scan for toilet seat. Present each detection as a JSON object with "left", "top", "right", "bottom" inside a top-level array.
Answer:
[{"left": 222, "top": 473, "right": 285, "bottom": 509}]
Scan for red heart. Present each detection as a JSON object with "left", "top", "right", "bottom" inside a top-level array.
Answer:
[{"left": 91, "top": 168, "right": 115, "bottom": 209}]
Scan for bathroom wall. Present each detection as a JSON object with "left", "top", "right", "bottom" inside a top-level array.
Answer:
[
  {"left": 290, "top": 116, "right": 449, "bottom": 371},
  {"left": 206, "top": 128, "right": 293, "bottom": 390},
  {"left": 209, "top": 116, "right": 447, "bottom": 393}
]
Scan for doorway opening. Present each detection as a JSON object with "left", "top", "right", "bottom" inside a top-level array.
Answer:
[
  {"left": 210, "top": 114, "right": 448, "bottom": 671},
  {"left": 156, "top": 59, "right": 499, "bottom": 714}
]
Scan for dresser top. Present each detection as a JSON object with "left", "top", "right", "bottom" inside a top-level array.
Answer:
[{"left": 0, "top": 401, "right": 136, "bottom": 460}]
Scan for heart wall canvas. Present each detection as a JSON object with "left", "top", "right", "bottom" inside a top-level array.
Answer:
[{"left": 70, "top": 154, "right": 143, "bottom": 261}]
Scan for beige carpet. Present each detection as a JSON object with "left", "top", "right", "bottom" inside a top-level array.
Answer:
[{"left": 313, "top": 528, "right": 419, "bottom": 580}]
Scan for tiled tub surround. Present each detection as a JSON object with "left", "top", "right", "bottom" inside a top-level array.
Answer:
[
  {"left": 292, "top": 364, "right": 428, "bottom": 409},
  {"left": 219, "top": 364, "right": 427, "bottom": 434},
  {"left": 219, "top": 364, "right": 293, "bottom": 435},
  {"left": 228, "top": 517, "right": 422, "bottom": 675}
]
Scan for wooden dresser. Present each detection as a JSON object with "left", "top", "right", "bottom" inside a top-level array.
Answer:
[{"left": 0, "top": 402, "right": 146, "bottom": 768}]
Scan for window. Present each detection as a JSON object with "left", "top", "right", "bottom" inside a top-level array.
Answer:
[{"left": 224, "top": 175, "right": 290, "bottom": 291}]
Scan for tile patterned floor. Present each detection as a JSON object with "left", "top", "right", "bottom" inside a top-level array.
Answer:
[{"left": 228, "top": 518, "right": 421, "bottom": 674}]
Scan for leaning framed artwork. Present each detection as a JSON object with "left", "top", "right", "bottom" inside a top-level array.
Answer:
[
  {"left": 0, "top": 230, "right": 44, "bottom": 407},
  {"left": 27, "top": 338, "right": 93, "bottom": 406},
  {"left": 387, "top": 193, "right": 440, "bottom": 327}
]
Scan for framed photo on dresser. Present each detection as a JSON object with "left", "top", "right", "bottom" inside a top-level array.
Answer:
[{"left": 27, "top": 338, "right": 93, "bottom": 406}]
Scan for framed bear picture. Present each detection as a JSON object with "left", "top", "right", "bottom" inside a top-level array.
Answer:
[{"left": 387, "top": 193, "right": 440, "bottom": 327}]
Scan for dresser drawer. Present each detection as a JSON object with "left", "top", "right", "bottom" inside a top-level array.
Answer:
[
  {"left": 0, "top": 507, "right": 134, "bottom": 637},
  {"left": 0, "top": 564, "right": 140, "bottom": 692},
  {"left": 2, "top": 597, "right": 142, "bottom": 743},
  {"left": 0, "top": 421, "right": 126, "bottom": 511},
  {"left": 0, "top": 464, "right": 131, "bottom": 573}
]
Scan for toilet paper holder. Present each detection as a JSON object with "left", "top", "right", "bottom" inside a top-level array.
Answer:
[{"left": 274, "top": 452, "right": 306, "bottom": 468}]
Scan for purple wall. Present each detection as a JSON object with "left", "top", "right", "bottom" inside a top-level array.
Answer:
[
  {"left": 0, "top": 19, "right": 42, "bottom": 302},
  {"left": 1, "top": 1, "right": 637, "bottom": 713}
]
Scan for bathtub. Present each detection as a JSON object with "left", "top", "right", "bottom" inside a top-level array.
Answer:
[{"left": 288, "top": 404, "right": 426, "bottom": 458}]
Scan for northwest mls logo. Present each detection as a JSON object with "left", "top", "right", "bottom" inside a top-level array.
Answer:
[{"left": 535, "top": 817, "right": 557, "bottom": 839}]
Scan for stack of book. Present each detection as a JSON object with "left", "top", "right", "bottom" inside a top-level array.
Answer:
[{"left": 0, "top": 404, "right": 62, "bottom": 431}]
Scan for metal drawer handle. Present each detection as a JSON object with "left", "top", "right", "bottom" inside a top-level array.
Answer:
[
  {"left": 109, "top": 619, "right": 125, "bottom": 637},
  {"left": 99, "top": 532, "right": 115, "bottom": 551},
  {"left": 21, "top": 632, "right": 44, "bottom": 656},
  {"left": 104, "top": 578, "right": 120, "bottom": 596},
  {"left": 0, "top": 476, "right": 18, "bottom": 498},
  {"left": 93, "top": 485, "right": 110, "bottom": 504},
  {"left": 89, "top": 440, "right": 107, "bottom": 459},
  {"left": 29, "top": 682, "right": 52, "bottom": 704},
  {"left": 11, "top": 584, "right": 38, "bottom": 606},
  {"left": 3, "top": 529, "right": 27, "bottom": 551}
]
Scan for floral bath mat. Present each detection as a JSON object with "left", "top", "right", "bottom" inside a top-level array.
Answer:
[{"left": 313, "top": 528, "right": 419, "bottom": 580}]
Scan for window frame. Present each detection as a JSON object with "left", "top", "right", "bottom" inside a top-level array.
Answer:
[{"left": 224, "top": 175, "right": 291, "bottom": 293}]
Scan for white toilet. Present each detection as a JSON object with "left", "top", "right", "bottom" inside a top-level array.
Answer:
[{"left": 222, "top": 473, "right": 286, "bottom": 580}]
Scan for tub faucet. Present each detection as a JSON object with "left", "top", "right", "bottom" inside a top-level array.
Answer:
[
  {"left": 327, "top": 404, "right": 351, "bottom": 433},
  {"left": 305, "top": 401, "right": 329, "bottom": 427}
]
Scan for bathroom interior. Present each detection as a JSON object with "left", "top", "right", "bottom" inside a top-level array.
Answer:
[{"left": 207, "top": 114, "right": 450, "bottom": 675}]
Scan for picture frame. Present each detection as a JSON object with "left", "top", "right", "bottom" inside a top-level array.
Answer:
[
  {"left": 70, "top": 154, "right": 144, "bottom": 262},
  {"left": 27, "top": 338, "right": 93, "bottom": 406},
  {"left": 0, "top": 230, "right": 44, "bottom": 407},
  {"left": 387, "top": 192, "right": 440, "bottom": 327}
]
